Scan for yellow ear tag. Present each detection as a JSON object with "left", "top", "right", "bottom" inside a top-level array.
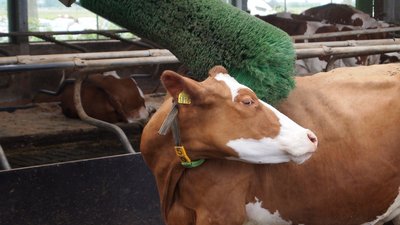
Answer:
[
  {"left": 178, "top": 91, "right": 191, "bottom": 105},
  {"left": 174, "top": 146, "right": 192, "bottom": 163}
]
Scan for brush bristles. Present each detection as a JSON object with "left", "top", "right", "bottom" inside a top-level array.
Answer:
[{"left": 80, "top": 0, "right": 295, "bottom": 105}]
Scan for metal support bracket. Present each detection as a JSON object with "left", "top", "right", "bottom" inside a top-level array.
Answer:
[
  {"left": 0, "top": 144, "right": 11, "bottom": 170},
  {"left": 58, "top": 0, "right": 76, "bottom": 7}
]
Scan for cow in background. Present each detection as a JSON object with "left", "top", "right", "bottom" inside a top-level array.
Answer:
[
  {"left": 380, "top": 52, "right": 400, "bottom": 64},
  {"left": 302, "top": 3, "right": 394, "bottom": 66},
  {"left": 257, "top": 15, "right": 343, "bottom": 75},
  {"left": 274, "top": 12, "right": 321, "bottom": 22},
  {"left": 59, "top": 71, "right": 150, "bottom": 123},
  {"left": 301, "top": 3, "right": 389, "bottom": 28},
  {"left": 258, "top": 8, "right": 393, "bottom": 75}
]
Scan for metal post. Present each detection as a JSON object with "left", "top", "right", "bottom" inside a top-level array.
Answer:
[
  {"left": 241, "top": 0, "right": 248, "bottom": 12},
  {"left": 7, "top": 0, "right": 32, "bottom": 101},
  {"left": 284, "top": 0, "right": 287, "bottom": 12},
  {"left": 0, "top": 144, "right": 11, "bottom": 170},
  {"left": 356, "top": 0, "right": 373, "bottom": 15},
  {"left": 8, "top": 0, "right": 29, "bottom": 54}
]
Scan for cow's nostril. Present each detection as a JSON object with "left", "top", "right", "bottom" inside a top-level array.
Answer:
[{"left": 307, "top": 131, "right": 318, "bottom": 147}]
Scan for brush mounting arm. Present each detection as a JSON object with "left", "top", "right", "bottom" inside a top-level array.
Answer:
[{"left": 59, "top": 0, "right": 76, "bottom": 7}]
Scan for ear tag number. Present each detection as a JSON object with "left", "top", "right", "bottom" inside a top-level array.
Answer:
[
  {"left": 175, "top": 146, "right": 191, "bottom": 163},
  {"left": 178, "top": 91, "right": 191, "bottom": 105}
]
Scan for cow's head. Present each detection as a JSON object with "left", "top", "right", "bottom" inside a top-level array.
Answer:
[
  {"left": 161, "top": 66, "right": 318, "bottom": 164},
  {"left": 91, "top": 74, "right": 150, "bottom": 122}
]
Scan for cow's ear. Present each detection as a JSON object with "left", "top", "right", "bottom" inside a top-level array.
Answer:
[
  {"left": 161, "top": 70, "right": 202, "bottom": 102},
  {"left": 208, "top": 65, "right": 228, "bottom": 78}
]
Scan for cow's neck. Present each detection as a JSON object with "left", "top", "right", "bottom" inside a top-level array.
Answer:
[
  {"left": 141, "top": 99, "right": 195, "bottom": 221},
  {"left": 158, "top": 100, "right": 206, "bottom": 168}
]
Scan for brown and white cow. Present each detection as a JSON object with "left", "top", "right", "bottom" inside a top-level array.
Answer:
[
  {"left": 60, "top": 72, "right": 149, "bottom": 123},
  {"left": 141, "top": 65, "right": 400, "bottom": 225}
]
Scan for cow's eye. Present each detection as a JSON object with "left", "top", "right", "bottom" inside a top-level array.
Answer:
[{"left": 241, "top": 98, "right": 254, "bottom": 106}]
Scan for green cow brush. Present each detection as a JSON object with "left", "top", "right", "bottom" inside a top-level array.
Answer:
[{"left": 64, "top": 0, "right": 295, "bottom": 105}]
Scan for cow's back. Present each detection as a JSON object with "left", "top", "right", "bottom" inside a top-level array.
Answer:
[
  {"left": 279, "top": 63, "right": 400, "bottom": 135},
  {"left": 273, "top": 63, "right": 400, "bottom": 224},
  {"left": 302, "top": 3, "right": 361, "bottom": 26}
]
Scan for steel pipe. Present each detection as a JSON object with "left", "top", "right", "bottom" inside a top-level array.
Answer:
[
  {"left": 0, "top": 30, "right": 130, "bottom": 37},
  {"left": 294, "top": 38, "right": 400, "bottom": 49},
  {"left": 292, "top": 26, "right": 400, "bottom": 41},
  {"left": 0, "top": 55, "right": 179, "bottom": 73},
  {"left": 73, "top": 74, "right": 136, "bottom": 154},
  {"left": 296, "top": 44, "right": 400, "bottom": 59},
  {"left": 0, "top": 49, "right": 174, "bottom": 65}
]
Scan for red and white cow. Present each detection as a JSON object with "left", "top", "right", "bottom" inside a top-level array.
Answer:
[
  {"left": 141, "top": 65, "right": 400, "bottom": 225},
  {"left": 60, "top": 72, "right": 149, "bottom": 123}
]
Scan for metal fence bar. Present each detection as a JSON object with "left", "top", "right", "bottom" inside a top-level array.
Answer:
[
  {"left": 294, "top": 38, "right": 400, "bottom": 49},
  {"left": 292, "top": 26, "right": 400, "bottom": 41},
  {"left": 296, "top": 44, "right": 400, "bottom": 59},
  {"left": 0, "top": 49, "right": 173, "bottom": 65},
  {"left": 0, "top": 55, "right": 179, "bottom": 73},
  {"left": 34, "top": 34, "right": 88, "bottom": 52},
  {"left": 0, "top": 30, "right": 131, "bottom": 37},
  {"left": 1, "top": 42, "right": 399, "bottom": 73}
]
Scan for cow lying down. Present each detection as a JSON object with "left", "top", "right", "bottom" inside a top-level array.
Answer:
[
  {"left": 141, "top": 64, "right": 400, "bottom": 225},
  {"left": 60, "top": 72, "right": 149, "bottom": 123}
]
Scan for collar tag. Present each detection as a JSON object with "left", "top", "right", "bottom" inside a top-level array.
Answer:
[{"left": 178, "top": 91, "right": 191, "bottom": 105}]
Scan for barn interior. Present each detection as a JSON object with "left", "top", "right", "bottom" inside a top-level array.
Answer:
[{"left": 0, "top": 0, "right": 399, "bottom": 224}]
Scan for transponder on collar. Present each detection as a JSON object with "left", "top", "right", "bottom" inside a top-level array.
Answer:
[{"left": 159, "top": 92, "right": 205, "bottom": 168}]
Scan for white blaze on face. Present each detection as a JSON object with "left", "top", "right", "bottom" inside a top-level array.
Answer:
[
  {"left": 215, "top": 73, "right": 317, "bottom": 164},
  {"left": 244, "top": 198, "right": 292, "bottom": 225}
]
